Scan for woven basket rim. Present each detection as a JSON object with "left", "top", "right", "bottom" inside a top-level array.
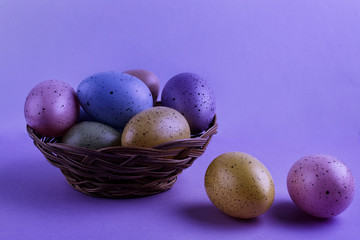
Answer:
[{"left": 27, "top": 115, "right": 218, "bottom": 153}]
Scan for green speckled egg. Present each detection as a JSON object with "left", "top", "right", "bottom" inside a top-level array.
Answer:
[
  {"left": 121, "top": 106, "right": 190, "bottom": 148},
  {"left": 204, "top": 152, "right": 275, "bottom": 219},
  {"left": 61, "top": 121, "right": 122, "bottom": 150}
]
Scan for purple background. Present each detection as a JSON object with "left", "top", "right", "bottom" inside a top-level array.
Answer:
[{"left": 1, "top": 0, "right": 359, "bottom": 239}]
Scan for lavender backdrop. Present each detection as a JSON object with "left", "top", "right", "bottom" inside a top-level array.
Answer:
[{"left": 1, "top": 0, "right": 359, "bottom": 239}]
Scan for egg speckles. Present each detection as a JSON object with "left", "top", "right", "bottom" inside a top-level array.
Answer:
[
  {"left": 287, "top": 154, "right": 355, "bottom": 218},
  {"left": 61, "top": 121, "right": 122, "bottom": 150},
  {"left": 24, "top": 80, "right": 80, "bottom": 137},
  {"left": 124, "top": 69, "right": 160, "bottom": 104},
  {"left": 205, "top": 152, "right": 275, "bottom": 219},
  {"left": 161, "top": 72, "right": 216, "bottom": 134},
  {"left": 121, "top": 106, "right": 191, "bottom": 148},
  {"left": 77, "top": 71, "right": 153, "bottom": 131}
]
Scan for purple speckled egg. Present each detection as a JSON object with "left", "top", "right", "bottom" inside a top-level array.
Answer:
[
  {"left": 24, "top": 80, "right": 80, "bottom": 137},
  {"left": 161, "top": 72, "right": 216, "bottom": 134},
  {"left": 287, "top": 154, "right": 355, "bottom": 218}
]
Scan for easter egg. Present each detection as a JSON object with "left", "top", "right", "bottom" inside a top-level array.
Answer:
[
  {"left": 205, "top": 152, "right": 275, "bottom": 219},
  {"left": 61, "top": 121, "right": 122, "bottom": 150},
  {"left": 77, "top": 71, "right": 153, "bottom": 130},
  {"left": 77, "top": 106, "right": 95, "bottom": 123},
  {"left": 24, "top": 80, "right": 80, "bottom": 137},
  {"left": 287, "top": 154, "right": 355, "bottom": 218},
  {"left": 124, "top": 69, "right": 160, "bottom": 103},
  {"left": 161, "top": 72, "right": 216, "bottom": 134},
  {"left": 121, "top": 106, "right": 191, "bottom": 148}
]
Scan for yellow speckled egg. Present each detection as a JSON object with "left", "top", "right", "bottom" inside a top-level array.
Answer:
[
  {"left": 121, "top": 106, "right": 190, "bottom": 147},
  {"left": 204, "top": 152, "right": 275, "bottom": 219}
]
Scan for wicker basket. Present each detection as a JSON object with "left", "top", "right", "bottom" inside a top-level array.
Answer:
[{"left": 26, "top": 116, "right": 218, "bottom": 198}]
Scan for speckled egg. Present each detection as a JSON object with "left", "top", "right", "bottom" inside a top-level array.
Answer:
[
  {"left": 24, "top": 80, "right": 80, "bottom": 137},
  {"left": 121, "top": 106, "right": 190, "bottom": 148},
  {"left": 161, "top": 72, "right": 216, "bottom": 134},
  {"left": 61, "top": 121, "right": 122, "bottom": 150},
  {"left": 77, "top": 106, "right": 93, "bottom": 122},
  {"left": 287, "top": 154, "right": 355, "bottom": 218},
  {"left": 205, "top": 152, "right": 275, "bottom": 219},
  {"left": 77, "top": 71, "right": 153, "bottom": 130},
  {"left": 124, "top": 69, "right": 160, "bottom": 104}
]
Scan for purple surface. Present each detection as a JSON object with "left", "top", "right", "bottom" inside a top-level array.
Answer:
[{"left": 1, "top": 0, "right": 360, "bottom": 239}]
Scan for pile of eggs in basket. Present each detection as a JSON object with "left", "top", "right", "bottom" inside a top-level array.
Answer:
[{"left": 24, "top": 70, "right": 216, "bottom": 149}]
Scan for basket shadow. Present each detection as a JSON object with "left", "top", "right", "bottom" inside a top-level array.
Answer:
[
  {"left": 179, "top": 202, "right": 262, "bottom": 229},
  {"left": 0, "top": 156, "right": 171, "bottom": 212},
  {"left": 0, "top": 159, "right": 94, "bottom": 210},
  {"left": 268, "top": 199, "right": 335, "bottom": 227}
]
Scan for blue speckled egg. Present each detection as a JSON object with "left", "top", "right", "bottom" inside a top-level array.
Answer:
[
  {"left": 77, "top": 71, "right": 153, "bottom": 130},
  {"left": 77, "top": 106, "right": 95, "bottom": 123},
  {"left": 61, "top": 121, "right": 122, "bottom": 150},
  {"left": 161, "top": 72, "right": 216, "bottom": 134}
]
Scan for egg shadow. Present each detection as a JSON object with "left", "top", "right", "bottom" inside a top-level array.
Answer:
[
  {"left": 268, "top": 199, "right": 336, "bottom": 227},
  {"left": 179, "top": 202, "right": 262, "bottom": 229}
]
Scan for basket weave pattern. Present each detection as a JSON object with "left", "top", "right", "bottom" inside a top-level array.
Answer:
[{"left": 27, "top": 117, "right": 217, "bottom": 198}]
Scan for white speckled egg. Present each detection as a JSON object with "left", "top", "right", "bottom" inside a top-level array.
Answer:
[
  {"left": 61, "top": 121, "right": 122, "bottom": 150},
  {"left": 205, "top": 152, "right": 275, "bottom": 219},
  {"left": 24, "top": 80, "right": 80, "bottom": 137},
  {"left": 121, "top": 106, "right": 190, "bottom": 148},
  {"left": 287, "top": 154, "right": 355, "bottom": 218}
]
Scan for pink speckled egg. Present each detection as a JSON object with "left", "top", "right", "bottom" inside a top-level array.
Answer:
[
  {"left": 124, "top": 69, "right": 160, "bottom": 103},
  {"left": 287, "top": 154, "right": 355, "bottom": 218},
  {"left": 24, "top": 80, "right": 80, "bottom": 137}
]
